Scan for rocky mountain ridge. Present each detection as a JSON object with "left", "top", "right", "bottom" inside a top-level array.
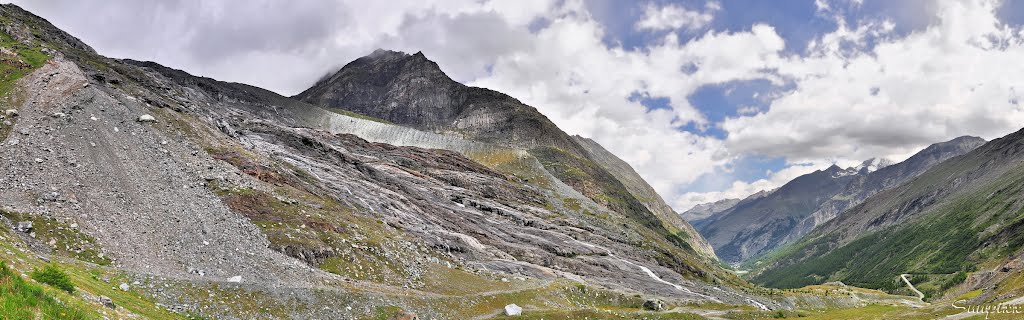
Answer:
[
  {"left": 694, "top": 136, "right": 984, "bottom": 264},
  {"left": 682, "top": 198, "right": 741, "bottom": 223}
]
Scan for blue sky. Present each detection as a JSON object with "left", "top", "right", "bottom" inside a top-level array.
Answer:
[
  {"left": 15, "top": 0, "right": 1024, "bottom": 212},
  {"left": 579, "top": 0, "right": 1024, "bottom": 206},
  {"left": 590, "top": 1, "right": 828, "bottom": 189},
  {"left": 590, "top": 0, "right": 921, "bottom": 193}
]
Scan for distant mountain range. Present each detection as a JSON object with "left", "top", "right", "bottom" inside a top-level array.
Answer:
[
  {"left": 751, "top": 128, "right": 1024, "bottom": 302},
  {"left": 688, "top": 136, "right": 985, "bottom": 264}
]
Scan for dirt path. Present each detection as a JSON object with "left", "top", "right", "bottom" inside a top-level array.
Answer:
[{"left": 901, "top": 274, "right": 925, "bottom": 300}]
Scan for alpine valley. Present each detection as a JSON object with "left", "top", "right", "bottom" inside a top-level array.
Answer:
[{"left": 0, "top": 3, "right": 1020, "bottom": 320}]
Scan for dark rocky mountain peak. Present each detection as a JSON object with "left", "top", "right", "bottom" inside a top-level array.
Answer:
[{"left": 295, "top": 49, "right": 577, "bottom": 152}]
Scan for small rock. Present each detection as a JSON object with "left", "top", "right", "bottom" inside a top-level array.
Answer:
[
  {"left": 119, "top": 282, "right": 130, "bottom": 291},
  {"left": 394, "top": 312, "right": 419, "bottom": 320},
  {"left": 14, "top": 221, "right": 32, "bottom": 232},
  {"left": 40, "top": 192, "right": 59, "bottom": 202},
  {"left": 501, "top": 278, "right": 509, "bottom": 283},
  {"left": 51, "top": 112, "right": 66, "bottom": 118},
  {"left": 227, "top": 275, "right": 242, "bottom": 283},
  {"left": 504, "top": 304, "right": 522, "bottom": 316},
  {"left": 643, "top": 299, "right": 665, "bottom": 311},
  {"left": 34, "top": 158, "right": 43, "bottom": 163},
  {"left": 47, "top": 238, "right": 56, "bottom": 246},
  {"left": 99, "top": 296, "right": 115, "bottom": 309},
  {"left": 137, "top": 114, "right": 157, "bottom": 123},
  {"left": 4, "top": 109, "right": 16, "bottom": 117}
]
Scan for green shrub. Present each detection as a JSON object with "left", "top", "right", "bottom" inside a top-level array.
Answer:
[
  {"left": 1, "top": 261, "right": 90, "bottom": 319},
  {"left": 941, "top": 271, "right": 968, "bottom": 291},
  {"left": 30, "top": 264, "right": 75, "bottom": 294}
]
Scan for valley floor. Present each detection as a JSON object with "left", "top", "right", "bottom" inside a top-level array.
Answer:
[{"left": 1, "top": 219, "right": 989, "bottom": 320}]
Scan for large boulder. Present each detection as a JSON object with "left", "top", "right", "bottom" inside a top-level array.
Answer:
[
  {"left": 137, "top": 114, "right": 156, "bottom": 122},
  {"left": 504, "top": 304, "right": 522, "bottom": 316},
  {"left": 99, "top": 296, "right": 116, "bottom": 309},
  {"left": 642, "top": 299, "right": 665, "bottom": 311}
]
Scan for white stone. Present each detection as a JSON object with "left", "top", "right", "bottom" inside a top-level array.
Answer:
[
  {"left": 227, "top": 275, "right": 242, "bottom": 283},
  {"left": 119, "top": 282, "right": 130, "bottom": 291},
  {"left": 137, "top": 114, "right": 156, "bottom": 122},
  {"left": 504, "top": 304, "right": 522, "bottom": 316},
  {"left": 4, "top": 109, "right": 16, "bottom": 117}
]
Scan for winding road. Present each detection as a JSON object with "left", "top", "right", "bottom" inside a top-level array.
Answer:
[{"left": 901, "top": 274, "right": 925, "bottom": 300}]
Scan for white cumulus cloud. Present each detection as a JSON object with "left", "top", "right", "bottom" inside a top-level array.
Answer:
[{"left": 635, "top": 1, "right": 720, "bottom": 32}]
